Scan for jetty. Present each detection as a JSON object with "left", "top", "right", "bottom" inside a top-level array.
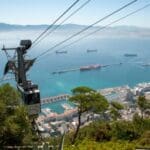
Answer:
[
  {"left": 41, "top": 94, "right": 70, "bottom": 105},
  {"left": 51, "top": 63, "right": 123, "bottom": 75}
]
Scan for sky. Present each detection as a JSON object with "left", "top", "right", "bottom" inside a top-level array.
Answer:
[{"left": 0, "top": 0, "right": 150, "bottom": 27}]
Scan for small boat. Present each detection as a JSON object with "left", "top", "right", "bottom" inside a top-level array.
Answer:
[
  {"left": 55, "top": 50, "right": 67, "bottom": 54},
  {"left": 87, "top": 49, "right": 98, "bottom": 53},
  {"left": 124, "top": 53, "right": 137, "bottom": 57},
  {"left": 58, "top": 71, "right": 66, "bottom": 74},
  {"left": 61, "top": 103, "right": 73, "bottom": 110},
  {"left": 52, "top": 72, "right": 57, "bottom": 74}
]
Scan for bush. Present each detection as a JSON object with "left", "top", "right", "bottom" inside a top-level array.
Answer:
[
  {"left": 139, "top": 131, "right": 150, "bottom": 146},
  {"left": 111, "top": 121, "right": 139, "bottom": 141},
  {"left": 64, "top": 140, "right": 136, "bottom": 150},
  {"left": 77, "top": 121, "right": 111, "bottom": 142}
]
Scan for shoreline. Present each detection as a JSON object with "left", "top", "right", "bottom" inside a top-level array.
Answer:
[{"left": 41, "top": 81, "right": 150, "bottom": 103}]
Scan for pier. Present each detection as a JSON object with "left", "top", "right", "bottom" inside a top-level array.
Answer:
[
  {"left": 51, "top": 63, "right": 122, "bottom": 75},
  {"left": 41, "top": 94, "right": 70, "bottom": 105}
]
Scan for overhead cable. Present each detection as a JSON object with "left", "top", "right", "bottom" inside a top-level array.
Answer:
[
  {"left": 32, "top": 0, "right": 92, "bottom": 49},
  {"left": 35, "top": 0, "right": 138, "bottom": 59},
  {"left": 54, "top": 3, "right": 150, "bottom": 52},
  {"left": 32, "top": 0, "right": 80, "bottom": 46}
]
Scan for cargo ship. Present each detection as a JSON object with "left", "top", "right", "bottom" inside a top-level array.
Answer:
[
  {"left": 80, "top": 64, "right": 101, "bottom": 71},
  {"left": 87, "top": 49, "right": 98, "bottom": 53},
  {"left": 55, "top": 50, "right": 67, "bottom": 54},
  {"left": 52, "top": 64, "right": 103, "bottom": 74},
  {"left": 124, "top": 53, "right": 137, "bottom": 57},
  {"left": 142, "top": 63, "right": 150, "bottom": 67}
]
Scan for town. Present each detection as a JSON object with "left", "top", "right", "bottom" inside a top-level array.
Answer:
[{"left": 36, "top": 82, "right": 150, "bottom": 138}]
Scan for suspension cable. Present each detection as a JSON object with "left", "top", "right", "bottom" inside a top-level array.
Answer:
[
  {"left": 35, "top": 0, "right": 138, "bottom": 59},
  {"left": 32, "top": 0, "right": 92, "bottom": 49},
  {"left": 32, "top": 0, "right": 80, "bottom": 46},
  {"left": 53, "top": 3, "right": 150, "bottom": 53}
]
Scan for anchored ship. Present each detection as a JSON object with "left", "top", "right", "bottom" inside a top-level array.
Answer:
[
  {"left": 55, "top": 50, "right": 67, "bottom": 54},
  {"left": 87, "top": 49, "right": 98, "bottom": 53},
  {"left": 142, "top": 63, "right": 150, "bottom": 67},
  {"left": 124, "top": 53, "right": 137, "bottom": 57}
]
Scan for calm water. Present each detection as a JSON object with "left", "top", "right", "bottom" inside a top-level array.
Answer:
[
  {"left": 0, "top": 31, "right": 150, "bottom": 98},
  {"left": 42, "top": 100, "right": 75, "bottom": 114}
]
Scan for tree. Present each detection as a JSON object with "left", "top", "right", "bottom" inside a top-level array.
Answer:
[
  {"left": 110, "top": 101, "right": 124, "bottom": 121},
  {"left": 0, "top": 84, "right": 34, "bottom": 146},
  {"left": 137, "top": 96, "right": 150, "bottom": 119},
  {"left": 69, "top": 86, "right": 109, "bottom": 144}
]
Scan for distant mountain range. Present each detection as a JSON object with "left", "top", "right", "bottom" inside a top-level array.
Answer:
[
  {"left": 0, "top": 22, "right": 149, "bottom": 30},
  {"left": 0, "top": 23, "right": 150, "bottom": 37},
  {"left": 0, "top": 23, "right": 87, "bottom": 30}
]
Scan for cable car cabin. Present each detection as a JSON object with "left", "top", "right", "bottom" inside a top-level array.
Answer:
[{"left": 17, "top": 83, "right": 41, "bottom": 116}]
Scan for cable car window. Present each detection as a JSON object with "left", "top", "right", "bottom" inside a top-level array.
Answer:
[{"left": 26, "top": 92, "right": 40, "bottom": 105}]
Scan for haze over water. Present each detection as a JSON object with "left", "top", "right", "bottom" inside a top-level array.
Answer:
[{"left": 0, "top": 27, "right": 150, "bottom": 98}]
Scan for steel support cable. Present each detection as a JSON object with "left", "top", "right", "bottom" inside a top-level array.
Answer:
[
  {"left": 35, "top": 2, "right": 150, "bottom": 65},
  {"left": 32, "top": 0, "right": 80, "bottom": 46},
  {"left": 32, "top": 0, "right": 92, "bottom": 49},
  {"left": 35, "top": 0, "right": 138, "bottom": 59},
  {"left": 54, "top": 3, "right": 150, "bottom": 52}
]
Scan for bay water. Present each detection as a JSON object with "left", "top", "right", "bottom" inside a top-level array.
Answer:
[{"left": 0, "top": 30, "right": 150, "bottom": 98}]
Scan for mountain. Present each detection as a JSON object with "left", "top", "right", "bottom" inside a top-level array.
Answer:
[
  {"left": 0, "top": 23, "right": 150, "bottom": 38},
  {"left": 0, "top": 23, "right": 86, "bottom": 30},
  {"left": 0, "top": 23, "right": 49, "bottom": 30},
  {"left": 0, "top": 22, "right": 149, "bottom": 31}
]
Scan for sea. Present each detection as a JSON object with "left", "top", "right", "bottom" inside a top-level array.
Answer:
[{"left": 0, "top": 30, "right": 150, "bottom": 99}]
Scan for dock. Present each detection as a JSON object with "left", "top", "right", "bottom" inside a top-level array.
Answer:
[
  {"left": 41, "top": 94, "right": 70, "bottom": 105},
  {"left": 51, "top": 64, "right": 116, "bottom": 75}
]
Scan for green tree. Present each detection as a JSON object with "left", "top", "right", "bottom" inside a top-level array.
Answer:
[
  {"left": 137, "top": 96, "right": 150, "bottom": 119},
  {"left": 110, "top": 101, "right": 124, "bottom": 121},
  {"left": 0, "top": 83, "right": 34, "bottom": 146},
  {"left": 69, "top": 86, "right": 109, "bottom": 144}
]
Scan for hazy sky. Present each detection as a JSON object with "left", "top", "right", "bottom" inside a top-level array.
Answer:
[{"left": 0, "top": 0, "right": 150, "bottom": 27}]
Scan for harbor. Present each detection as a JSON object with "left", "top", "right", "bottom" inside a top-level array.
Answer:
[{"left": 37, "top": 82, "right": 150, "bottom": 137}]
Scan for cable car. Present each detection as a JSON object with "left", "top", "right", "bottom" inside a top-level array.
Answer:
[
  {"left": 2, "top": 39, "right": 41, "bottom": 116},
  {"left": 17, "top": 81, "right": 41, "bottom": 116}
]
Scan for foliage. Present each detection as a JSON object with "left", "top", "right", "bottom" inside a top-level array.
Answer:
[
  {"left": 79, "top": 121, "right": 111, "bottom": 142},
  {"left": 71, "top": 86, "right": 95, "bottom": 95},
  {"left": 139, "top": 131, "right": 150, "bottom": 146},
  {"left": 64, "top": 139, "right": 137, "bottom": 150},
  {"left": 137, "top": 96, "right": 150, "bottom": 119},
  {"left": 0, "top": 84, "right": 34, "bottom": 146},
  {"left": 69, "top": 86, "right": 109, "bottom": 144},
  {"left": 70, "top": 86, "right": 109, "bottom": 114},
  {"left": 0, "top": 83, "right": 20, "bottom": 106},
  {"left": 110, "top": 101, "right": 124, "bottom": 110},
  {"left": 64, "top": 118, "right": 150, "bottom": 149},
  {"left": 111, "top": 120, "right": 139, "bottom": 141},
  {"left": 110, "top": 101, "right": 124, "bottom": 120}
]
